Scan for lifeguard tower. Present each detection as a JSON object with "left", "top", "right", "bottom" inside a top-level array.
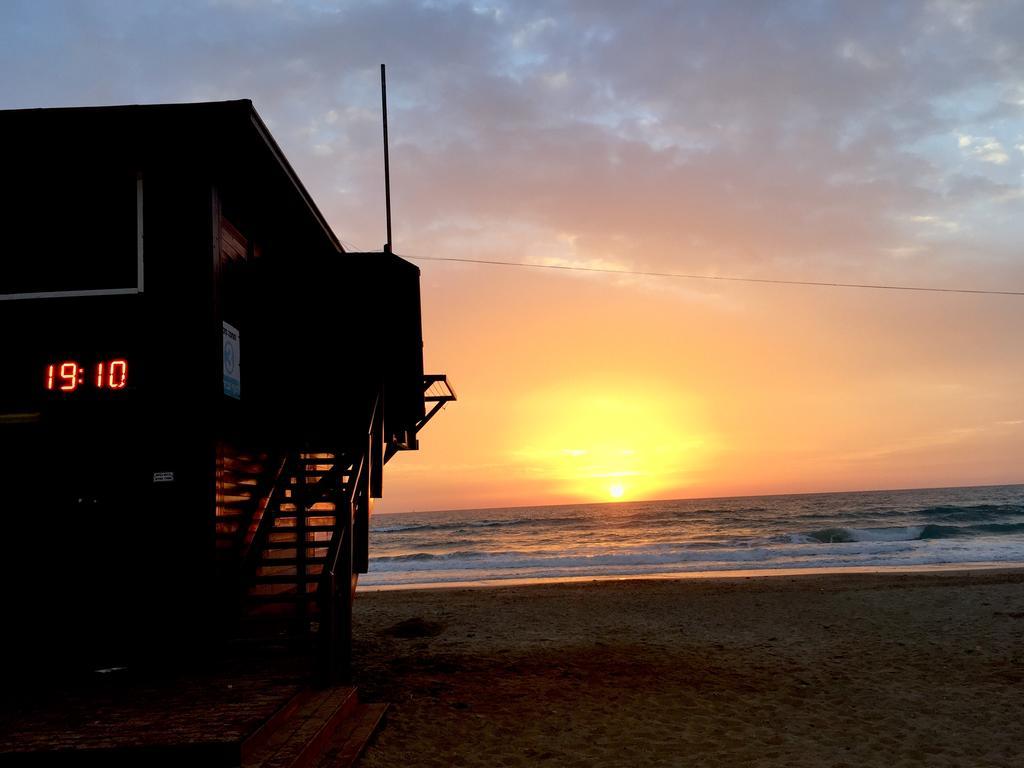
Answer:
[{"left": 0, "top": 100, "right": 454, "bottom": 693}]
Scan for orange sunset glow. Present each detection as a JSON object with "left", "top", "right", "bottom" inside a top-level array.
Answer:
[
  {"left": 508, "top": 384, "right": 713, "bottom": 502},
  {"left": 388, "top": 262, "right": 1023, "bottom": 510},
  {"left": 6, "top": 2, "right": 1022, "bottom": 513},
  {"left": 5, "top": 6, "right": 1024, "bottom": 767}
]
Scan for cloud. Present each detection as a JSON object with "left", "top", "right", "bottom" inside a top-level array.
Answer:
[
  {"left": 837, "top": 40, "right": 884, "bottom": 71},
  {"left": 5, "top": 1, "right": 1023, "bottom": 509},
  {"left": 1, "top": 1, "right": 1022, "bottom": 294},
  {"left": 908, "top": 214, "right": 960, "bottom": 233},
  {"left": 957, "top": 133, "right": 1011, "bottom": 164}
]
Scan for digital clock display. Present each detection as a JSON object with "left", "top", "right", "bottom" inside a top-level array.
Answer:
[{"left": 45, "top": 359, "right": 129, "bottom": 393}]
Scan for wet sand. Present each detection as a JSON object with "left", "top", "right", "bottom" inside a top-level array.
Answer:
[{"left": 352, "top": 570, "right": 1024, "bottom": 767}]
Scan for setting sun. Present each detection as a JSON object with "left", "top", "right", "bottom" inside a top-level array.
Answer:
[
  {"left": 4, "top": 5, "right": 1024, "bottom": 768},
  {"left": 506, "top": 384, "right": 714, "bottom": 503}
]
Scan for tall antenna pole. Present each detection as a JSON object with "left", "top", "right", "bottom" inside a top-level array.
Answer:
[{"left": 381, "top": 63, "right": 393, "bottom": 253}]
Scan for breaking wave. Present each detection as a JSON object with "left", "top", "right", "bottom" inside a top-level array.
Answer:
[
  {"left": 799, "top": 522, "right": 1024, "bottom": 544},
  {"left": 363, "top": 485, "right": 1024, "bottom": 587}
]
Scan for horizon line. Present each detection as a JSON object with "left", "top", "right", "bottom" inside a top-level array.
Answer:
[{"left": 379, "top": 480, "right": 1024, "bottom": 516}]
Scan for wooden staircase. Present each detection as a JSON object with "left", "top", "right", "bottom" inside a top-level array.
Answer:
[
  {"left": 216, "top": 450, "right": 278, "bottom": 564},
  {"left": 243, "top": 451, "right": 363, "bottom": 625}
]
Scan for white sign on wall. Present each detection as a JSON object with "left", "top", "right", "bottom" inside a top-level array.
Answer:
[{"left": 223, "top": 322, "right": 240, "bottom": 399}]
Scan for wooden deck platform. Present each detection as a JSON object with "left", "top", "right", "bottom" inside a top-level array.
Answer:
[{"left": 0, "top": 649, "right": 385, "bottom": 767}]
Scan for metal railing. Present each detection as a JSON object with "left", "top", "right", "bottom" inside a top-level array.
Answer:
[{"left": 315, "top": 394, "right": 379, "bottom": 685}]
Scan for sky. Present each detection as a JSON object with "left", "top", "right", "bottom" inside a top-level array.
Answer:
[{"left": 3, "top": 0, "right": 1023, "bottom": 512}]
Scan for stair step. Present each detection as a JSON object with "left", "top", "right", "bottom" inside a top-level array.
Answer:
[
  {"left": 258, "top": 561, "right": 329, "bottom": 573},
  {"left": 261, "top": 549, "right": 330, "bottom": 559},
  {"left": 243, "top": 686, "right": 359, "bottom": 768},
  {"left": 269, "top": 529, "right": 335, "bottom": 537},
  {"left": 270, "top": 515, "right": 338, "bottom": 523},
  {"left": 248, "top": 590, "right": 318, "bottom": 603},
  {"left": 262, "top": 542, "right": 332, "bottom": 551},
  {"left": 241, "top": 689, "right": 317, "bottom": 764},
  {"left": 253, "top": 573, "right": 325, "bottom": 584},
  {"left": 312, "top": 703, "right": 388, "bottom": 768}
]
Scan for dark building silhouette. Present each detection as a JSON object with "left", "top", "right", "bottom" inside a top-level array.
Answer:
[{"left": 0, "top": 100, "right": 453, "bottom": 681}]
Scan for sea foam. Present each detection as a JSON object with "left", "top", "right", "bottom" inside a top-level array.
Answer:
[{"left": 363, "top": 485, "right": 1024, "bottom": 587}]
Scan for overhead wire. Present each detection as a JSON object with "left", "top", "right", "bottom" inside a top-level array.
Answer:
[{"left": 404, "top": 255, "right": 1024, "bottom": 297}]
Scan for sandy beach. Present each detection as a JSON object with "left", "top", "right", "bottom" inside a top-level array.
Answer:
[{"left": 352, "top": 570, "right": 1024, "bottom": 767}]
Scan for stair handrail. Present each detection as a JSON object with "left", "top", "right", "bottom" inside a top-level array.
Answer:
[
  {"left": 314, "top": 449, "right": 363, "bottom": 685},
  {"left": 241, "top": 454, "right": 290, "bottom": 582},
  {"left": 315, "top": 394, "right": 379, "bottom": 684},
  {"left": 316, "top": 446, "right": 365, "bottom": 599}
]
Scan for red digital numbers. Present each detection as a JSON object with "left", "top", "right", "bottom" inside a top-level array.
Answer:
[
  {"left": 45, "top": 360, "right": 129, "bottom": 393},
  {"left": 108, "top": 360, "right": 127, "bottom": 389},
  {"left": 59, "top": 362, "right": 80, "bottom": 391}
]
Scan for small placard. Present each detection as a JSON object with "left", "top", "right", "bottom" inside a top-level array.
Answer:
[
  {"left": 153, "top": 471, "right": 175, "bottom": 483},
  {"left": 223, "top": 321, "right": 240, "bottom": 399}
]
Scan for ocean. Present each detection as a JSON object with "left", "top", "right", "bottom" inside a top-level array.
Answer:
[{"left": 362, "top": 484, "right": 1024, "bottom": 589}]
